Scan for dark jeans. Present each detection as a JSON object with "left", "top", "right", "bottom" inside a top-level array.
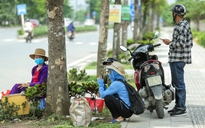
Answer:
[
  {"left": 104, "top": 95, "right": 133, "bottom": 119},
  {"left": 169, "top": 62, "right": 186, "bottom": 110}
]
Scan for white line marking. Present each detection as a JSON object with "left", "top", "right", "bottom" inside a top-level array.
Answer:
[
  {"left": 67, "top": 53, "right": 96, "bottom": 69},
  {"left": 75, "top": 42, "right": 83, "bottom": 44},
  {"left": 89, "top": 42, "right": 97, "bottom": 45}
]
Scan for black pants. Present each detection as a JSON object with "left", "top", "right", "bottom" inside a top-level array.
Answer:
[{"left": 104, "top": 95, "right": 133, "bottom": 119}]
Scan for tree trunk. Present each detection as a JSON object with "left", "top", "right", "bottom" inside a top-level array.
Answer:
[
  {"left": 97, "top": 0, "right": 109, "bottom": 77},
  {"left": 112, "top": 0, "right": 121, "bottom": 61},
  {"left": 45, "top": 0, "right": 69, "bottom": 116},
  {"left": 156, "top": 14, "right": 160, "bottom": 29},
  {"left": 149, "top": 0, "right": 155, "bottom": 32},
  {"left": 196, "top": 19, "right": 200, "bottom": 31},
  {"left": 133, "top": 0, "right": 139, "bottom": 41},
  {"left": 142, "top": 1, "right": 149, "bottom": 36},
  {"left": 121, "top": 0, "right": 129, "bottom": 61},
  {"left": 121, "top": 0, "right": 129, "bottom": 47}
]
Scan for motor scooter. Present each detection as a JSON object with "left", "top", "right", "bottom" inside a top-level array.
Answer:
[
  {"left": 120, "top": 31, "right": 174, "bottom": 119},
  {"left": 24, "top": 31, "right": 32, "bottom": 43},
  {"left": 67, "top": 31, "right": 74, "bottom": 41}
]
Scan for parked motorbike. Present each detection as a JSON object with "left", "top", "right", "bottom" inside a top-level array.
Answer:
[{"left": 120, "top": 31, "right": 174, "bottom": 119}]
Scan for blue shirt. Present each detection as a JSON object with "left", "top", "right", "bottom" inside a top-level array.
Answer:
[{"left": 97, "top": 69, "right": 131, "bottom": 107}]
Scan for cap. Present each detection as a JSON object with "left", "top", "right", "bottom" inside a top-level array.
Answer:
[{"left": 103, "top": 57, "right": 117, "bottom": 65}]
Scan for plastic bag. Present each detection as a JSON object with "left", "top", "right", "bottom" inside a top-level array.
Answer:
[
  {"left": 69, "top": 97, "right": 92, "bottom": 127},
  {"left": 86, "top": 97, "right": 104, "bottom": 113}
]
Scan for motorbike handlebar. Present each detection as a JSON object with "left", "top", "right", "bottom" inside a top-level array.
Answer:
[
  {"left": 128, "top": 56, "right": 133, "bottom": 62},
  {"left": 153, "top": 44, "right": 161, "bottom": 47}
]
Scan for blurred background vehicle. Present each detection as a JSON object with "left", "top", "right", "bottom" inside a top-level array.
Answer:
[
  {"left": 83, "top": 19, "right": 95, "bottom": 26},
  {"left": 64, "top": 18, "right": 72, "bottom": 27}
]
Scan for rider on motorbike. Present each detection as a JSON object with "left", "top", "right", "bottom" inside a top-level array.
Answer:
[
  {"left": 67, "top": 21, "right": 75, "bottom": 39},
  {"left": 24, "top": 19, "right": 34, "bottom": 39}
]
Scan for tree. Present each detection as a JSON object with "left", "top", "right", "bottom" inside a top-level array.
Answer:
[
  {"left": 112, "top": 0, "right": 121, "bottom": 61},
  {"left": 45, "top": 0, "right": 69, "bottom": 116},
  {"left": 63, "top": 0, "right": 73, "bottom": 18},
  {"left": 0, "top": 0, "right": 73, "bottom": 26},
  {"left": 86, "top": 0, "right": 101, "bottom": 23},
  {"left": 154, "top": 0, "right": 167, "bottom": 28},
  {"left": 182, "top": 0, "right": 205, "bottom": 31},
  {"left": 121, "top": 0, "right": 129, "bottom": 47},
  {"left": 97, "top": 0, "right": 109, "bottom": 77},
  {"left": 0, "top": 0, "right": 18, "bottom": 25},
  {"left": 133, "top": 0, "right": 140, "bottom": 41}
]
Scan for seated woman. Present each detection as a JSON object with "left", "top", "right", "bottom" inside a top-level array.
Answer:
[
  {"left": 9, "top": 48, "right": 48, "bottom": 95},
  {"left": 97, "top": 61, "right": 133, "bottom": 123}
]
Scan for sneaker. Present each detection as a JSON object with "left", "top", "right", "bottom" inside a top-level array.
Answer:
[
  {"left": 170, "top": 109, "right": 186, "bottom": 116},
  {"left": 168, "top": 107, "right": 177, "bottom": 114}
]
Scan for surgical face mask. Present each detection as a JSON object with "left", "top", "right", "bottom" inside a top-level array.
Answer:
[
  {"left": 35, "top": 58, "right": 44, "bottom": 65},
  {"left": 108, "top": 69, "right": 115, "bottom": 82}
]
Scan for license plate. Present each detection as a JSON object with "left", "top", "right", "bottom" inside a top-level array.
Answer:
[{"left": 146, "top": 75, "right": 162, "bottom": 87}]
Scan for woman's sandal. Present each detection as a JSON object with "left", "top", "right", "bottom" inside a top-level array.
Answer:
[{"left": 109, "top": 119, "right": 124, "bottom": 123}]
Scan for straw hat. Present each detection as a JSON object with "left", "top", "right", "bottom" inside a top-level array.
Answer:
[
  {"left": 29, "top": 48, "right": 48, "bottom": 61},
  {"left": 106, "top": 61, "right": 126, "bottom": 77}
]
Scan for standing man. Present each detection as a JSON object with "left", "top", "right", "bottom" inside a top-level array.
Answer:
[{"left": 161, "top": 4, "right": 193, "bottom": 116}]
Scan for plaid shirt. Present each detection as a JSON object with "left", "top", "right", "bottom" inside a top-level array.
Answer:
[{"left": 168, "top": 19, "right": 193, "bottom": 64}]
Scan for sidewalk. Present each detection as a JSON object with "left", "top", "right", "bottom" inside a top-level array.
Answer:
[{"left": 86, "top": 27, "right": 205, "bottom": 128}]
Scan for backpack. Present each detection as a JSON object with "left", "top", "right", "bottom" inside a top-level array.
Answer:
[{"left": 116, "top": 79, "right": 145, "bottom": 115}]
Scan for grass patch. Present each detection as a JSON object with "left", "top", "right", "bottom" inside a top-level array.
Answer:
[
  {"left": 12, "top": 108, "right": 121, "bottom": 128},
  {"left": 84, "top": 62, "right": 97, "bottom": 69}
]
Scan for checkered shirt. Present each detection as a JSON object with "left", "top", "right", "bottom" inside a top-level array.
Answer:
[{"left": 168, "top": 19, "right": 193, "bottom": 64}]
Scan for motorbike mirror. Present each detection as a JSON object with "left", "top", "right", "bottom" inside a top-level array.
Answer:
[
  {"left": 153, "top": 31, "right": 159, "bottom": 39},
  {"left": 120, "top": 46, "right": 128, "bottom": 52}
]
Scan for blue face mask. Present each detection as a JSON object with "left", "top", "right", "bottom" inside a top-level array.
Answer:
[
  {"left": 108, "top": 69, "right": 115, "bottom": 82},
  {"left": 35, "top": 58, "right": 44, "bottom": 65}
]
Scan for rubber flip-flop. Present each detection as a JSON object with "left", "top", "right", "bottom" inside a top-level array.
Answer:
[{"left": 109, "top": 119, "right": 123, "bottom": 123}]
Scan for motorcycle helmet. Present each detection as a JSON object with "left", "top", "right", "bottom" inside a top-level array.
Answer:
[{"left": 171, "top": 4, "right": 186, "bottom": 22}]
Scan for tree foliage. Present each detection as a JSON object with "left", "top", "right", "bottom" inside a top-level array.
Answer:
[
  {"left": 161, "top": 0, "right": 205, "bottom": 30},
  {"left": 86, "top": 0, "right": 101, "bottom": 23},
  {"left": 0, "top": 0, "right": 73, "bottom": 25}
]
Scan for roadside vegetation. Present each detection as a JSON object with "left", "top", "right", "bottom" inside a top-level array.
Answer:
[
  {"left": 0, "top": 68, "right": 121, "bottom": 128},
  {"left": 17, "top": 25, "right": 98, "bottom": 38}
]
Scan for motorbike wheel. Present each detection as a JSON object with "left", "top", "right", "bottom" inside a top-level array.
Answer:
[
  {"left": 69, "top": 36, "right": 74, "bottom": 41},
  {"left": 156, "top": 99, "right": 164, "bottom": 119},
  {"left": 26, "top": 35, "right": 31, "bottom": 43}
]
